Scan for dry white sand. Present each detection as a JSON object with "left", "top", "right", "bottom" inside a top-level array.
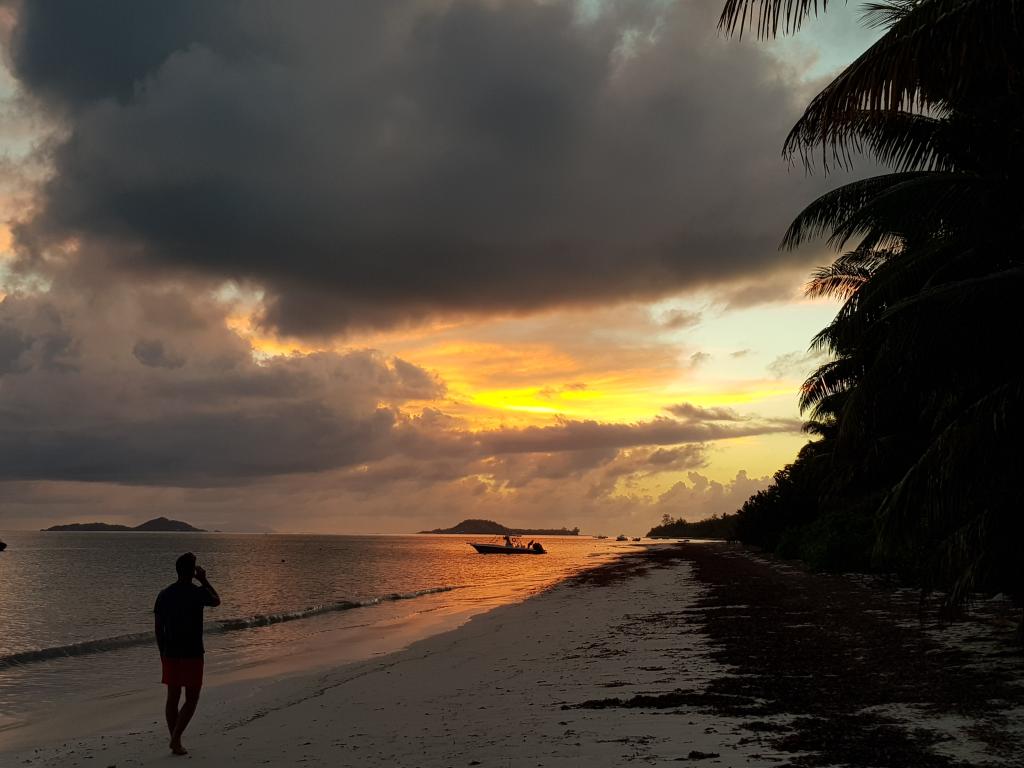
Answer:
[{"left": 4, "top": 553, "right": 790, "bottom": 767}]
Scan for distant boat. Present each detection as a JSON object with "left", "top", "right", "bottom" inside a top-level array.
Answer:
[
  {"left": 469, "top": 542, "right": 546, "bottom": 555},
  {"left": 0, "top": 540, "right": 6, "bottom": 552},
  {"left": 593, "top": 535, "right": 608, "bottom": 539},
  {"left": 615, "top": 534, "right": 628, "bottom": 541},
  {"left": 632, "top": 537, "right": 641, "bottom": 542}
]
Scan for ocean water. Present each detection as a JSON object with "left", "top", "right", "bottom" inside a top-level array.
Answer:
[{"left": 0, "top": 531, "right": 627, "bottom": 731}]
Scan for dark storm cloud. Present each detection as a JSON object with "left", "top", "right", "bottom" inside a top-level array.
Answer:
[
  {"left": 4, "top": 0, "right": 232, "bottom": 110},
  {"left": 0, "top": 297, "right": 78, "bottom": 372},
  {"left": 0, "top": 322, "right": 31, "bottom": 373},
  {"left": 0, "top": 288, "right": 443, "bottom": 485},
  {"left": 6, "top": 0, "right": 831, "bottom": 335},
  {"left": 0, "top": 404, "right": 397, "bottom": 485},
  {"left": 132, "top": 338, "right": 185, "bottom": 369},
  {"left": 0, "top": 275, "right": 802, "bottom": 487}
]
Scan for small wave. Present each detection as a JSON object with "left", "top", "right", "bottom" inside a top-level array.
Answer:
[
  {"left": 213, "top": 586, "right": 455, "bottom": 630},
  {"left": 0, "top": 585, "right": 456, "bottom": 669},
  {"left": 0, "top": 630, "right": 158, "bottom": 669}
]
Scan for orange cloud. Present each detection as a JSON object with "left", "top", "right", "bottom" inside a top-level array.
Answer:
[{"left": 212, "top": 294, "right": 816, "bottom": 490}]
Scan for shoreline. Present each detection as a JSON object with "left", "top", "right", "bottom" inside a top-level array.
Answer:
[
  {"left": 0, "top": 541, "right": 629, "bottom": 753},
  {"left": 6, "top": 543, "right": 1024, "bottom": 767},
  {"left": 0, "top": 532, "right": 625, "bottom": 746}
]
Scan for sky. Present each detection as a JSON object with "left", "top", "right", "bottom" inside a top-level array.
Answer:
[{"left": 0, "top": 0, "right": 880, "bottom": 534}]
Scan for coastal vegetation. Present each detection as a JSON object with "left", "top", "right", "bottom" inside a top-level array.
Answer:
[
  {"left": 647, "top": 513, "right": 737, "bottom": 540},
  {"left": 421, "top": 519, "right": 580, "bottom": 536},
  {"left": 721, "top": 0, "right": 1024, "bottom": 612}
]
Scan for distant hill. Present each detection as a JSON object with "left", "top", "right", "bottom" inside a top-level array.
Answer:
[
  {"left": 44, "top": 516, "right": 206, "bottom": 532},
  {"left": 133, "top": 517, "right": 205, "bottom": 532},
  {"left": 420, "top": 518, "right": 580, "bottom": 536},
  {"left": 44, "top": 522, "right": 134, "bottom": 531}
]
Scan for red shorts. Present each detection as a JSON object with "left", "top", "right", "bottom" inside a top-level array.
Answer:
[{"left": 161, "top": 656, "right": 204, "bottom": 689}]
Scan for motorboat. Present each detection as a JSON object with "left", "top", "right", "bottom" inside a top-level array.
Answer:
[
  {"left": 470, "top": 542, "right": 546, "bottom": 555},
  {"left": 632, "top": 537, "right": 641, "bottom": 542},
  {"left": 615, "top": 534, "right": 628, "bottom": 541},
  {"left": 469, "top": 536, "right": 546, "bottom": 555},
  {"left": 0, "top": 540, "right": 6, "bottom": 552}
]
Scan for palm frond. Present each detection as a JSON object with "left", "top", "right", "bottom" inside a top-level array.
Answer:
[
  {"left": 799, "top": 357, "right": 861, "bottom": 414},
  {"left": 807, "top": 390, "right": 850, "bottom": 423},
  {"left": 781, "top": 173, "right": 922, "bottom": 250},
  {"left": 806, "top": 262, "right": 872, "bottom": 300},
  {"left": 785, "top": 109, "right": 959, "bottom": 173},
  {"left": 782, "top": 172, "right": 981, "bottom": 251},
  {"left": 719, "top": 0, "right": 831, "bottom": 39},
  {"left": 786, "top": 0, "right": 1024, "bottom": 168},
  {"left": 821, "top": 237, "right": 958, "bottom": 346},
  {"left": 802, "top": 417, "right": 838, "bottom": 438},
  {"left": 860, "top": 0, "right": 920, "bottom": 29}
]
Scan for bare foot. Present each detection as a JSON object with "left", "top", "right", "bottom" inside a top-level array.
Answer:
[{"left": 169, "top": 740, "right": 188, "bottom": 755}]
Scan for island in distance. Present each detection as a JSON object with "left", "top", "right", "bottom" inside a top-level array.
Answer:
[
  {"left": 44, "top": 516, "right": 206, "bottom": 532},
  {"left": 420, "top": 518, "right": 580, "bottom": 536}
]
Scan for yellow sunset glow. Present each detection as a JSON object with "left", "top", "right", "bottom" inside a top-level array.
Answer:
[
  {"left": 232, "top": 309, "right": 803, "bottom": 419},
  {"left": 219, "top": 294, "right": 818, "bottom": 488},
  {"left": 226, "top": 313, "right": 322, "bottom": 358}
]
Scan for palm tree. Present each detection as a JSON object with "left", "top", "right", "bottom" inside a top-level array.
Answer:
[{"left": 721, "top": 0, "right": 1024, "bottom": 612}]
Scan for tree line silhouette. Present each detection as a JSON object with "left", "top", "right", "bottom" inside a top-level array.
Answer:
[
  {"left": 718, "top": 0, "right": 1024, "bottom": 616},
  {"left": 647, "top": 513, "right": 737, "bottom": 540}
]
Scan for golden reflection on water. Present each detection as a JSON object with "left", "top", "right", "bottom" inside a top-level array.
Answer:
[{"left": 0, "top": 532, "right": 631, "bottom": 731}]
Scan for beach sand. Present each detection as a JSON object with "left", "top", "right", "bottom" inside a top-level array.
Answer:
[{"left": 6, "top": 544, "right": 1024, "bottom": 767}]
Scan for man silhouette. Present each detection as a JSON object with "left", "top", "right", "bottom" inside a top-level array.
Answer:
[{"left": 154, "top": 552, "right": 221, "bottom": 755}]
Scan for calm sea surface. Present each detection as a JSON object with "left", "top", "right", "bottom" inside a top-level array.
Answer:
[{"left": 0, "top": 532, "right": 628, "bottom": 726}]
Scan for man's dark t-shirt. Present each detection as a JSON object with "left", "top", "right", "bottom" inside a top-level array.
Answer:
[{"left": 154, "top": 582, "right": 217, "bottom": 658}]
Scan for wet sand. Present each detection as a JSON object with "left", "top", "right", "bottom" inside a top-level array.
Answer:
[{"left": 6, "top": 543, "right": 1023, "bottom": 767}]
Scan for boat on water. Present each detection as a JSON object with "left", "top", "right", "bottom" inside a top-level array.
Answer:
[
  {"left": 0, "top": 540, "right": 6, "bottom": 552},
  {"left": 632, "top": 537, "right": 641, "bottom": 542},
  {"left": 469, "top": 542, "right": 546, "bottom": 555},
  {"left": 469, "top": 535, "right": 546, "bottom": 555},
  {"left": 615, "top": 534, "right": 628, "bottom": 541}
]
